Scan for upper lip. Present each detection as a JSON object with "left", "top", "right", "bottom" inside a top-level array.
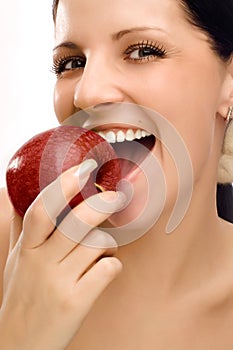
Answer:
[
  {"left": 91, "top": 124, "right": 150, "bottom": 133},
  {"left": 62, "top": 102, "right": 159, "bottom": 137}
]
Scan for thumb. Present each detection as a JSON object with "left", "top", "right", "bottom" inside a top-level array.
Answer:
[{"left": 9, "top": 210, "right": 23, "bottom": 253}]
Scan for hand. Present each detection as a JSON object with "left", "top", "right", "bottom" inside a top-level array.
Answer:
[{"left": 0, "top": 159, "right": 125, "bottom": 350}]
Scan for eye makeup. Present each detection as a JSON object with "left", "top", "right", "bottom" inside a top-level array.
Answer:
[
  {"left": 124, "top": 39, "right": 167, "bottom": 62},
  {"left": 52, "top": 38, "right": 168, "bottom": 77},
  {"left": 52, "top": 55, "right": 86, "bottom": 77}
]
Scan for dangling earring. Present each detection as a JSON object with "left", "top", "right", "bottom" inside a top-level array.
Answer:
[{"left": 226, "top": 106, "right": 233, "bottom": 123}]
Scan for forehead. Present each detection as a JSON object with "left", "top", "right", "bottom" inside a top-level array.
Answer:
[{"left": 55, "top": 0, "right": 186, "bottom": 39}]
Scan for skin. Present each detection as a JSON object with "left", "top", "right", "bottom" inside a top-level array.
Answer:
[
  {"left": 53, "top": 0, "right": 231, "bottom": 228},
  {"left": 0, "top": 0, "right": 233, "bottom": 349}
]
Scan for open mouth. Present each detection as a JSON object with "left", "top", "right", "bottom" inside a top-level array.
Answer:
[{"left": 95, "top": 128, "right": 156, "bottom": 178}]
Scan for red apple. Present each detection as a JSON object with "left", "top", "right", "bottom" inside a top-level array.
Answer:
[{"left": 6, "top": 125, "right": 121, "bottom": 218}]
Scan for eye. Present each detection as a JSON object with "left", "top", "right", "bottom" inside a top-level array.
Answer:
[
  {"left": 52, "top": 56, "right": 86, "bottom": 77},
  {"left": 124, "top": 40, "right": 167, "bottom": 62}
]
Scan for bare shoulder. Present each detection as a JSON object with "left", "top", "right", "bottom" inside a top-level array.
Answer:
[
  {"left": 213, "top": 218, "right": 233, "bottom": 298},
  {"left": 0, "top": 187, "right": 12, "bottom": 239},
  {"left": 0, "top": 187, "right": 12, "bottom": 250},
  {"left": 221, "top": 217, "right": 233, "bottom": 236},
  {"left": 220, "top": 218, "right": 233, "bottom": 265},
  {"left": 0, "top": 188, "right": 12, "bottom": 304}
]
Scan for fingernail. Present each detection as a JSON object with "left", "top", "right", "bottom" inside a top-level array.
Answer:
[
  {"left": 109, "top": 191, "right": 128, "bottom": 211},
  {"left": 117, "top": 179, "right": 133, "bottom": 204},
  {"left": 75, "top": 159, "right": 98, "bottom": 181},
  {"left": 85, "top": 191, "right": 127, "bottom": 214},
  {"left": 116, "top": 191, "right": 127, "bottom": 206},
  {"left": 101, "top": 191, "right": 126, "bottom": 204}
]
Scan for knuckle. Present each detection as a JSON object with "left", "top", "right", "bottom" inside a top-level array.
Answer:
[
  {"left": 24, "top": 197, "right": 45, "bottom": 224},
  {"left": 82, "top": 229, "right": 118, "bottom": 250},
  {"left": 48, "top": 281, "right": 75, "bottom": 312},
  {"left": 59, "top": 293, "right": 75, "bottom": 312},
  {"left": 99, "top": 257, "right": 122, "bottom": 278},
  {"left": 95, "top": 230, "right": 116, "bottom": 249}
]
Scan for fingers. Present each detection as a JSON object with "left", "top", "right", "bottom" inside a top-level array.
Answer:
[
  {"left": 72, "top": 256, "right": 122, "bottom": 317},
  {"left": 43, "top": 191, "right": 126, "bottom": 261},
  {"left": 58, "top": 229, "right": 118, "bottom": 281},
  {"left": 21, "top": 159, "right": 98, "bottom": 249}
]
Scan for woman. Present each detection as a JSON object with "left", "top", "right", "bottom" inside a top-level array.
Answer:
[{"left": 0, "top": 0, "right": 233, "bottom": 348}]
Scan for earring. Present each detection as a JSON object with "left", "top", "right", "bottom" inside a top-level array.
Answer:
[{"left": 226, "top": 106, "right": 233, "bottom": 123}]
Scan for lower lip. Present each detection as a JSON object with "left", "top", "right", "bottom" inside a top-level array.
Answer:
[{"left": 123, "top": 163, "right": 143, "bottom": 183}]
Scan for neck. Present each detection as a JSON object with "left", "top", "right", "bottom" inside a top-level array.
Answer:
[{"left": 114, "top": 183, "right": 229, "bottom": 300}]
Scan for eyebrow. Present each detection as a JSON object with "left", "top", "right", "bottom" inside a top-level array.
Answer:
[
  {"left": 112, "top": 26, "right": 168, "bottom": 41},
  {"left": 53, "top": 26, "right": 168, "bottom": 51},
  {"left": 53, "top": 41, "right": 79, "bottom": 52}
]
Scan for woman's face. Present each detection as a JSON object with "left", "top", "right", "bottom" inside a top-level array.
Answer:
[{"left": 53, "top": 0, "right": 228, "bottom": 230}]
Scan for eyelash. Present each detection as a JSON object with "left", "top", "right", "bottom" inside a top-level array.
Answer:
[
  {"left": 124, "top": 40, "right": 167, "bottom": 62},
  {"left": 52, "top": 40, "right": 167, "bottom": 77},
  {"left": 51, "top": 55, "right": 86, "bottom": 77}
]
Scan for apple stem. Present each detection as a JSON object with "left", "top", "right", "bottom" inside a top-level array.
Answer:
[{"left": 95, "top": 183, "right": 105, "bottom": 193}]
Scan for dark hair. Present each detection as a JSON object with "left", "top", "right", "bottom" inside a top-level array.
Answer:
[
  {"left": 217, "top": 184, "right": 233, "bottom": 223},
  {"left": 179, "top": 0, "right": 233, "bottom": 61},
  {"left": 52, "top": 0, "right": 59, "bottom": 23},
  {"left": 52, "top": 0, "right": 233, "bottom": 222}
]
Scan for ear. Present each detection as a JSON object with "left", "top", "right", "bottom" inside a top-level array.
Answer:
[{"left": 217, "top": 58, "right": 233, "bottom": 119}]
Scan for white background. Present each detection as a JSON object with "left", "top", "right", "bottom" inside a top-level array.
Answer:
[{"left": 0, "top": 1, "right": 57, "bottom": 187}]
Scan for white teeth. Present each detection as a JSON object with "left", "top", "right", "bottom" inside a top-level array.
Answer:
[
  {"left": 126, "top": 129, "right": 135, "bottom": 141},
  {"left": 105, "top": 131, "right": 116, "bottom": 143},
  {"left": 98, "top": 131, "right": 106, "bottom": 139},
  {"left": 117, "top": 130, "right": 125, "bottom": 142},
  {"left": 97, "top": 128, "right": 152, "bottom": 143}
]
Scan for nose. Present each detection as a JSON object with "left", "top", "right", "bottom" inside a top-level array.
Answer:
[{"left": 73, "top": 56, "right": 125, "bottom": 111}]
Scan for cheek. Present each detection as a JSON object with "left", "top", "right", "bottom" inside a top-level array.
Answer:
[
  {"left": 54, "top": 80, "right": 76, "bottom": 123},
  {"left": 128, "top": 62, "right": 223, "bottom": 178}
]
